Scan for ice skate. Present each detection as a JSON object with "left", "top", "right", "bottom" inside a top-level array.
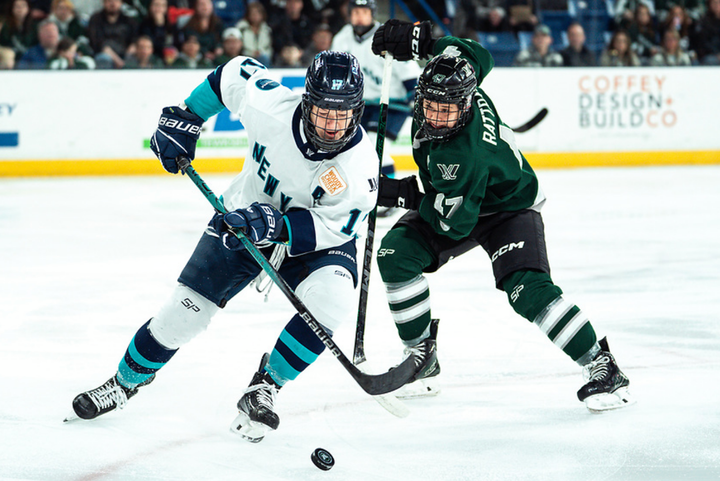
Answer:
[
  {"left": 66, "top": 374, "right": 155, "bottom": 422},
  {"left": 396, "top": 319, "right": 441, "bottom": 399},
  {"left": 230, "top": 354, "right": 281, "bottom": 443},
  {"left": 577, "top": 337, "right": 635, "bottom": 412}
]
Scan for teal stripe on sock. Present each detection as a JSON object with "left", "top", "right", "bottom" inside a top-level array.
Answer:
[
  {"left": 117, "top": 359, "right": 154, "bottom": 388},
  {"left": 128, "top": 336, "right": 166, "bottom": 370},
  {"left": 278, "top": 329, "right": 321, "bottom": 365},
  {"left": 266, "top": 350, "right": 300, "bottom": 386}
]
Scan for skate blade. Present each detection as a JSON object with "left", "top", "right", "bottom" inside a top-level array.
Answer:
[
  {"left": 63, "top": 411, "right": 81, "bottom": 423},
  {"left": 372, "top": 394, "right": 410, "bottom": 418},
  {"left": 395, "top": 378, "right": 441, "bottom": 400},
  {"left": 229, "top": 412, "right": 272, "bottom": 443},
  {"left": 585, "top": 387, "right": 636, "bottom": 413}
]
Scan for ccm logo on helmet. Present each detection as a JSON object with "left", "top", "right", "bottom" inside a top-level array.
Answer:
[
  {"left": 426, "top": 88, "right": 447, "bottom": 96},
  {"left": 159, "top": 117, "right": 202, "bottom": 135},
  {"left": 491, "top": 241, "right": 525, "bottom": 262}
]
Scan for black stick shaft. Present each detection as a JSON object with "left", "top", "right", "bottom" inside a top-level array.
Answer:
[{"left": 353, "top": 52, "right": 394, "bottom": 365}]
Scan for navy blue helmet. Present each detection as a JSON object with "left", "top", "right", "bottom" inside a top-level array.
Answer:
[
  {"left": 415, "top": 54, "right": 478, "bottom": 141},
  {"left": 302, "top": 51, "right": 365, "bottom": 152}
]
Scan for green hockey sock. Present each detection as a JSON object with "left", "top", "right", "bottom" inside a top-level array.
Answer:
[
  {"left": 503, "top": 270, "right": 597, "bottom": 363},
  {"left": 385, "top": 275, "right": 432, "bottom": 346}
]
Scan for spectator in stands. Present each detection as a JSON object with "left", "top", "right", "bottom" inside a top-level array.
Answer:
[
  {"left": 599, "top": 29, "right": 642, "bottom": 65},
  {"left": 479, "top": 6, "right": 511, "bottom": 32},
  {"left": 695, "top": 0, "right": 720, "bottom": 64},
  {"left": 260, "top": 0, "right": 289, "bottom": 27},
  {"left": 454, "top": 0, "right": 509, "bottom": 37},
  {"left": 317, "top": 0, "right": 349, "bottom": 34},
  {"left": 236, "top": 1, "right": 273, "bottom": 66},
  {"left": 0, "top": 0, "right": 38, "bottom": 61},
  {"left": 29, "top": 0, "right": 53, "bottom": 20},
  {"left": 613, "top": 0, "right": 655, "bottom": 30},
  {"left": 177, "top": 0, "right": 224, "bottom": 62},
  {"left": 70, "top": 0, "right": 104, "bottom": 26},
  {"left": 275, "top": 42, "right": 304, "bottom": 66},
  {"left": 507, "top": 0, "right": 538, "bottom": 33},
  {"left": 124, "top": 34, "right": 165, "bottom": 67},
  {"left": 88, "top": 0, "right": 137, "bottom": 68},
  {"left": 660, "top": 4, "right": 694, "bottom": 51},
  {"left": 48, "top": 35, "right": 96, "bottom": 67},
  {"left": 214, "top": 25, "right": 242, "bottom": 65},
  {"left": 627, "top": 3, "right": 659, "bottom": 63},
  {"left": 300, "top": 22, "right": 332, "bottom": 66},
  {"left": 655, "top": 0, "right": 703, "bottom": 21},
  {"left": 16, "top": 18, "right": 59, "bottom": 68},
  {"left": 560, "top": 22, "right": 597, "bottom": 66},
  {"left": 269, "top": 0, "right": 315, "bottom": 65},
  {"left": 171, "top": 33, "right": 214, "bottom": 67},
  {"left": 0, "top": 46, "right": 17, "bottom": 69},
  {"left": 513, "top": 24, "right": 563, "bottom": 66},
  {"left": 48, "top": 0, "right": 91, "bottom": 55},
  {"left": 649, "top": 27, "right": 692, "bottom": 63},
  {"left": 138, "top": 0, "right": 176, "bottom": 62}
]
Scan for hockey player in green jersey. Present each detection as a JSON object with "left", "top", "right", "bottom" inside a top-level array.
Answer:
[{"left": 371, "top": 20, "right": 634, "bottom": 412}]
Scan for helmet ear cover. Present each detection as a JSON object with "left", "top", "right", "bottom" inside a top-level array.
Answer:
[
  {"left": 302, "top": 51, "right": 365, "bottom": 152},
  {"left": 415, "top": 54, "right": 477, "bottom": 141}
]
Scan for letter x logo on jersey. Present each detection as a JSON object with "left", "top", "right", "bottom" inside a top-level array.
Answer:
[{"left": 437, "top": 164, "right": 460, "bottom": 181}]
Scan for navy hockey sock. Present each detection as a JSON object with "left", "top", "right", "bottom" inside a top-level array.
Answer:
[
  {"left": 117, "top": 320, "right": 178, "bottom": 388},
  {"left": 264, "top": 314, "right": 327, "bottom": 386}
]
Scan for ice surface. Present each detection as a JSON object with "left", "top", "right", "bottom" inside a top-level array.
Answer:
[{"left": 1, "top": 166, "right": 719, "bottom": 480}]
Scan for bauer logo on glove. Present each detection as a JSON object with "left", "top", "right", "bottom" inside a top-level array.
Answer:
[{"left": 151, "top": 106, "right": 204, "bottom": 174}]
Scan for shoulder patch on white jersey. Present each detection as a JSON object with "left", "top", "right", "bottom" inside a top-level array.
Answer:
[{"left": 319, "top": 166, "right": 347, "bottom": 196}]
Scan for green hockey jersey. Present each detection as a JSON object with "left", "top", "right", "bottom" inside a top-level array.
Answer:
[{"left": 413, "top": 36, "right": 544, "bottom": 241}]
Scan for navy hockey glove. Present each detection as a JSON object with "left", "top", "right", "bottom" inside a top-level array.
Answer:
[
  {"left": 377, "top": 175, "right": 424, "bottom": 210},
  {"left": 372, "top": 19, "right": 434, "bottom": 61},
  {"left": 150, "top": 106, "right": 203, "bottom": 174},
  {"left": 210, "top": 202, "right": 285, "bottom": 251}
]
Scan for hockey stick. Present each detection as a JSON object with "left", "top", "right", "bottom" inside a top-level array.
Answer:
[
  {"left": 177, "top": 158, "right": 419, "bottom": 396},
  {"left": 353, "top": 52, "right": 394, "bottom": 365},
  {"left": 511, "top": 107, "right": 548, "bottom": 133}
]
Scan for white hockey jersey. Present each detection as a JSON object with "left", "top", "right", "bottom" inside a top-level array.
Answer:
[
  {"left": 184, "top": 56, "right": 379, "bottom": 257},
  {"left": 331, "top": 23, "right": 422, "bottom": 102}
]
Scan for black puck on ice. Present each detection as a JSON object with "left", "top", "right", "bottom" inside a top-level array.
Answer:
[{"left": 311, "top": 448, "right": 334, "bottom": 471}]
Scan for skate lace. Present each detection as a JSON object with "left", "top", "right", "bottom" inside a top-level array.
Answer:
[
  {"left": 404, "top": 342, "right": 431, "bottom": 368},
  {"left": 583, "top": 354, "right": 611, "bottom": 383},
  {"left": 88, "top": 379, "right": 129, "bottom": 410},
  {"left": 246, "top": 382, "right": 277, "bottom": 410}
]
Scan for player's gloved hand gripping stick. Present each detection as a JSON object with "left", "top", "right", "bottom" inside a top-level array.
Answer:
[{"left": 176, "top": 156, "right": 425, "bottom": 396}]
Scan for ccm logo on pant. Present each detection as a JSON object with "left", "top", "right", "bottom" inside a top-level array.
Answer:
[{"left": 491, "top": 241, "right": 525, "bottom": 263}]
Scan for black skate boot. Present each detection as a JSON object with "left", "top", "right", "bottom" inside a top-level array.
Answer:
[
  {"left": 577, "top": 337, "right": 634, "bottom": 412},
  {"left": 69, "top": 374, "right": 155, "bottom": 421},
  {"left": 230, "top": 354, "right": 281, "bottom": 443},
  {"left": 396, "top": 319, "right": 441, "bottom": 399}
]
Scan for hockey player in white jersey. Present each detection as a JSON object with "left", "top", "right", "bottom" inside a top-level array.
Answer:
[
  {"left": 331, "top": 0, "right": 422, "bottom": 186},
  {"left": 69, "top": 51, "right": 380, "bottom": 442}
]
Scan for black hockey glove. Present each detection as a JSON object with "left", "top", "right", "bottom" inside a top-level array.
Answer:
[
  {"left": 209, "top": 202, "right": 285, "bottom": 251},
  {"left": 372, "top": 19, "right": 434, "bottom": 61},
  {"left": 150, "top": 106, "right": 203, "bottom": 174},
  {"left": 377, "top": 175, "right": 424, "bottom": 210}
]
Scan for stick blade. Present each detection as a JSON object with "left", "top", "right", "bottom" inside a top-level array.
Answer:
[
  {"left": 513, "top": 107, "right": 548, "bottom": 133},
  {"left": 349, "top": 353, "right": 420, "bottom": 395}
]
